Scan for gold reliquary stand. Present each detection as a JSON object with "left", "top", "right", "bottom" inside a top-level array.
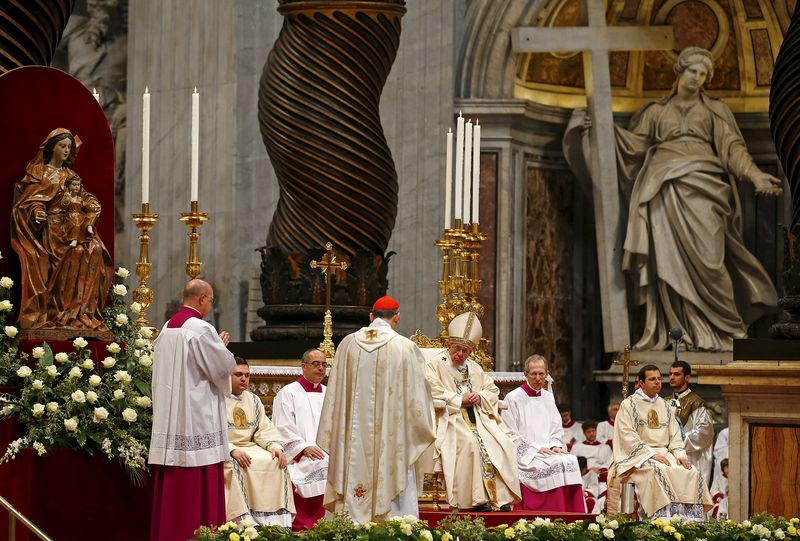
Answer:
[{"left": 411, "top": 219, "right": 494, "bottom": 370}]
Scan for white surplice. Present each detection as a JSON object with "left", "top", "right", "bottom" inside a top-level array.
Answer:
[
  {"left": 149, "top": 316, "right": 235, "bottom": 466},
  {"left": 571, "top": 440, "right": 612, "bottom": 472},
  {"left": 272, "top": 379, "right": 328, "bottom": 498},
  {"left": 597, "top": 420, "right": 615, "bottom": 446},
  {"left": 562, "top": 420, "right": 584, "bottom": 449},
  {"left": 501, "top": 385, "right": 583, "bottom": 493}
]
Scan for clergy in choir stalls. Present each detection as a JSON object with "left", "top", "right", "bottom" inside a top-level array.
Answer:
[
  {"left": 148, "top": 280, "right": 235, "bottom": 541},
  {"left": 668, "top": 360, "right": 714, "bottom": 486},
  {"left": 558, "top": 403, "right": 583, "bottom": 451},
  {"left": 570, "top": 420, "right": 612, "bottom": 513},
  {"left": 425, "top": 312, "right": 520, "bottom": 511},
  {"left": 225, "top": 357, "right": 295, "bottom": 527},
  {"left": 501, "top": 354, "right": 585, "bottom": 512},
  {"left": 609, "top": 365, "right": 712, "bottom": 520},
  {"left": 597, "top": 402, "right": 621, "bottom": 447},
  {"left": 272, "top": 348, "right": 329, "bottom": 531},
  {"left": 318, "top": 296, "right": 435, "bottom": 523}
]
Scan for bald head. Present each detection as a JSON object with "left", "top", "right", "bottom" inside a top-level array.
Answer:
[{"left": 182, "top": 279, "right": 214, "bottom": 317}]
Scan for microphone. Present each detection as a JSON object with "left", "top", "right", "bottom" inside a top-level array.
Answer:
[{"left": 669, "top": 327, "right": 684, "bottom": 363}]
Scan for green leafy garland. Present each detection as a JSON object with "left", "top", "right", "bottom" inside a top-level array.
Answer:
[{"left": 0, "top": 267, "right": 153, "bottom": 484}]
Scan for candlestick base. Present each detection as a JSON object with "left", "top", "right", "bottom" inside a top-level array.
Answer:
[{"left": 179, "top": 200, "right": 209, "bottom": 280}]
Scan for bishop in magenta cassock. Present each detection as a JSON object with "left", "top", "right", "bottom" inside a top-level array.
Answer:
[
  {"left": 501, "top": 354, "right": 585, "bottom": 512},
  {"left": 148, "top": 280, "right": 236, "bottom": 541},
  {"left": 272, "top": 348, "right": 329, "bottom": 530}
]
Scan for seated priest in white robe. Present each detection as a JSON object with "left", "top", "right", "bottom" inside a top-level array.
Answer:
[
  {"left": 426, "top": 312, "right": 521, "bottom": 511},
  {"left": 501, "top": 354, "right": 585, "bottom": 512},
  {"left": 611, "top": 365, "right": 712, "bottom": 520},
  {"left": 272, "top": 348, "right": 328, "bottom": 530},
  {"left": 225, "top": 358, "right": 295, "bottom": 526}
]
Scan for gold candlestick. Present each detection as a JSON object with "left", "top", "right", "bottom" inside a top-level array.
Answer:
[
  {"left": 131, "top": 203, "right": 159, "bottom": 328},
  {"left": 179, "top": 200, "right": 209, "bottom": 279}
]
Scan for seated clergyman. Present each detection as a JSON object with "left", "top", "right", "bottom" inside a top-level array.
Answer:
[
  {"left": 225, "top": 357, "right": 296, "bottom": 526},
  {"left": 610, "top": 364, "right": 712, "bottom": 520}
]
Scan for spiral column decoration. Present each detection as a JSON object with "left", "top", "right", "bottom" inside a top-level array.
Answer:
[
  {"left": 0, "top": 0, "right": 76, "bottom": 73},
  {"left": 259, "top": 0, "right": 405, "bottom": 257},
  {"left": 768, "top": 4, "right": 800, "bottom": 338}
]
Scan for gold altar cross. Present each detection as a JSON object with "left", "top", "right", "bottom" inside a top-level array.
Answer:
[
  {"left": 613, "top": 345, "right": 639, "bottom": 399},
  {"left": 310, "top": 242, "right": 349, "bottom": 361}
]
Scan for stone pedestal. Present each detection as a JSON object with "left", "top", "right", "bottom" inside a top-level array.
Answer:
[{"left": 695, "top": 339, "right": 800, "bottom": 521}]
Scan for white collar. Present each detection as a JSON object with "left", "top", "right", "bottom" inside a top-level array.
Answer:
[{"left": 635, "top": 388, "right": 658, "bottom": 404}]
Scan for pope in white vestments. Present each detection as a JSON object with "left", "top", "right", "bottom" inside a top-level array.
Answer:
[
  {"left": 502, "top": 354, "right": 584, "bottom": 512},
  {"left": 272, "top": 348, "right": 329, "bottom": 530},
  {"left": 426, "top": 312, "right": 521, "bottom": 511},
  {"left": 149, "top": 280, "right": 235, "bottom": 541},
  {"left": 225, "top": 358, "right": 295, "bottom": 526},
  {"left": 318, "top": 296, "right": 435, "bottom": 524},
  {"left": 611, "top": 365, "right": 712, "bottom": 520}
]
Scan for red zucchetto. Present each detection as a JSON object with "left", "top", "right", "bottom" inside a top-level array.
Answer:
[{"left": 372, "top": 295, "right": 399, "bottom": 310}]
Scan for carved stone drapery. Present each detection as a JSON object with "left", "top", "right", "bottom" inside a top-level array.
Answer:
[
  {"left": 0, "top": 1, "right": 75, "bottom": 73},
  {"left": 258, "top": 0, "right": 405, "bottom": 257}
]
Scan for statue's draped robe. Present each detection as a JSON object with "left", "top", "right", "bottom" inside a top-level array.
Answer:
[
  {"left": 225, "top": 390, "right": 295, "bottom": 526},
  {"left": 426, "top": 355, "right": 520, "bottom": 509},
  {"left": 272, "top": 378, "right": 327, "bottom": 530},
  {"left": 612, "top": 389, "right": 712, "bottom": 519},
  {"left": 502, "top": 384, "right": 584, "bottom": 512},
  {"left": 565, "top": 94, "right": 777, "bottom": 350},
  {"left": 318, "top": 318, "right": 435, "bottom": 524}
]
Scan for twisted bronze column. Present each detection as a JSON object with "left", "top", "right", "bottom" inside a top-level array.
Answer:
[
  {"left": 259, "top": 0, "right": 405, "bottom": 257},
  {"left": 768, "top": 6, "right": 800, "bottom": 338},
  {"left": 0, "top": 1, "right": 75, "bottom": 73}
]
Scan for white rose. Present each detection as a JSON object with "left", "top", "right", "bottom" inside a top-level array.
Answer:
[
  {"left": 112, "top": 284, "right": 127, "bottom": 296},
  {"left": 596, "top": 514, "right": 606, "bottom": 525},
  {"left": 32, "top": 403, "right": 45, "bottom": 416},
  {"left": 107, "top": 342, "right": 121, "bottom": 354},
  {"left": 603, "top": 528, "right": 615, "bottom": 539},
  {"left": 88, "top": 375, "right": 102, "bottom": 387},
  {"left": 588, "top": 524, "right": 600, "bottom": 532},
  {"left": 140, "top": 327, "right": 153, "bottom": 339},
  {"left": 63, "top": 417, "right": 78, "bottom": 432},
  {"left": 73, "top": 337, "right": 88, "bottom": 348},
  {"left": 608, "top": 520, "right": 619, "bottom": 529},
  {"left": 82, "top": 359, "right": 95, "bottom": 370},
  {"left": 115, "top": 267, "right": 130, "bottom": 279},
  {"left": 0, "top": 276, "right": 13, "bottom": 289},
  {"left": 54, "top": 352, "right": 69, "bottom": 363},
  {"left": 31, "top": 379, "right": 44, "bottom": 390},
  {"left": 114, "top": 370, "right": 131, "bottom": 385},
  {"left": 16, "top": 366, "right": 32, "bottom": 378},
  {"left": 399, "top": 523, "right": 413, "bottom": 536},
  {"left": 4, "top": 326, "right": 18, "bottom": 338},
  {"left": 122, "top": 408, "right": 138, "bottom": 422},
  {"left": 420, "top": 530, "right": 433, "bottom": 541},
  {"left": 102, "top": 356, "right": 116, "bottom": 368},
  {"left": 68, "top": 367, "right": 82, "bottom": 378},
  {"left": 46, "top": 365, "right": 58, "bottom": 377},
  {"left": 776, "top": 529, "right": 786, "bottom": 539},
  {"left": 138, "top": 355, "right": 153, "bottom": 367},
  {"left": 130, "top": 302, "right": 142, "bottom": 314},
  {"left": 113, "top": 389, "right": 125, "bottom": 400},
  {"left": 86, "top": 391, "right": 98, "bottom": 404},
  {"left": 31, "top": 347, "right": 45, "bottom": 359},
  {"left": 71, "top": 390, "right": 86, "bottom": 403},
  {"left": 115, "top": 313, "right": 129, "bottom": 326},
  {"left": 243, "top": 527, "right": 258, "bottom": 540},
  {"left": 0, "top": 300, "right": 12, "bottom": 311},
  {"left": 93, "top": 407, "right": 109, "bottom": 422},
  {"left": 135, "top": 396, "right": 152, "bottom": 408},
  {"left": 134, "top": 338, "right": 148, "bottom": 348},
  {"left": 46, "top": 402, "right": 59, "bottom": 412}
]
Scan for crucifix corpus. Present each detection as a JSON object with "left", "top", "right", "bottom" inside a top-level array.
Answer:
[
  {"left": 613, "top": 345, "right": 639, "bottom": 399},
  {"left": 511, "top": 1, "right": 674, "bottom": 352},
  {"left": 310, "top": 242, "right": 349, "bottom": 361}
]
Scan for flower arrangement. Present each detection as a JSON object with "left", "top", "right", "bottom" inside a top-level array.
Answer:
[
  {"left": 189, "top": 512, "right": 800, "bottom": 541},
  {"left": 0, "top": 267, "right": 154, "bottom": 483}
]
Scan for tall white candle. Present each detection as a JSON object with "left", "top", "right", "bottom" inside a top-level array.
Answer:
[
  {"left": 142, "top": 87, "right": 151, "bottom": 205},
  {"left": 463, "top": 121, "right": 473, "bottom": 224},
  {"left": 454, "top": 113, "right": 465, "bottom": 221},
  {"left": 472, "top": 121, "right": 481, "bottom": 224},
  {"left": 92, "top": 87, "right": 100, "bottom": 103},
  {"left": 191, "top": 87, "right": 199, "bottom": 202},
  {"left": 444, "top": 128, "right": 453, "bottom": 229}
]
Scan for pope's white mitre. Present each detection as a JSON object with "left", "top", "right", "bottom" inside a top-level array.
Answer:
[{"left": 447, "top": 311, "right": 482, "bottom": 349}]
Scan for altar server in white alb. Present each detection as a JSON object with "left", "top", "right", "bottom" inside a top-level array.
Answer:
[
  {"left": 149, "top": 279, "right": 236, "bottom": 541},
  {"left": 225, "top": 357, "right": 295, "bottom": 526},
  {"left": 272, "top": 348, "right": 328, "bottom": 530},
  {"left": 318, "top": 296, "right": 435, "bottom": 524},
  {"left": 502, "top": 354, "right": 585, "bottom": 512},
  {"left": 426, "top": 311, "right": 521, "bottom": 511}
]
